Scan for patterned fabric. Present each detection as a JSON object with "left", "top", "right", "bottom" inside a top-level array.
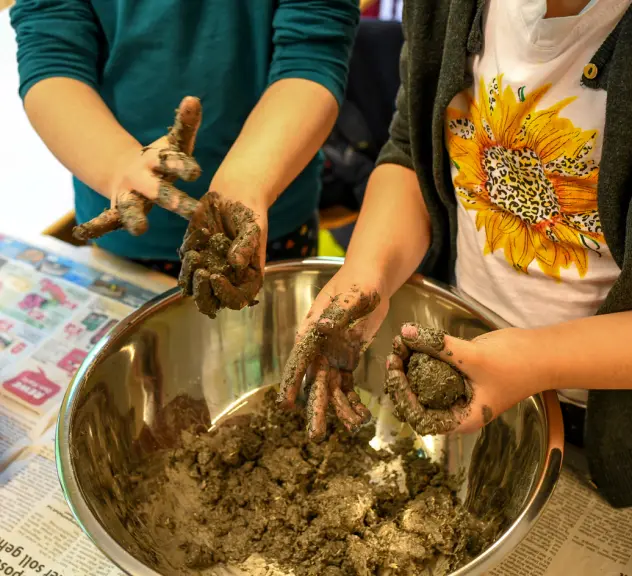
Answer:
[
  {"left": 447, "top": 76, "right": 605, "bottom": 280},
  {"left": 265, "top": 211, "right": 319, "bottom": 262},
  {"left": 134, "top": 212, "right": 319, "bottom": 279}
]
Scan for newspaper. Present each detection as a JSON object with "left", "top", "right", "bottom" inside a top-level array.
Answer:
[
  {"left": 0, "top": 235, "right": 156, "bottom": 468},
  {"left": 492, "top": 467, "right": 632, "bottom": 576},
  {"left": 0, "top": 234, "right": 152, "bottom": 574},
  {"left": 0, "top": 431, "right": 126, "bottom": 576},
  {"left": 1, "top": 235, "right": 632, "bottom": 576}
]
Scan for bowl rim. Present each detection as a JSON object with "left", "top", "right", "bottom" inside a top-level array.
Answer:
[{"left": 56, "top": 257, "right": 564, "bottom": 576}]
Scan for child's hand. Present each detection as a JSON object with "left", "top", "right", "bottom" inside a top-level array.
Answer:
[
  {"left": 177, "top": 191, "right": 265, "bottom": 318},
  {"left": 385, "top": 324, "right": 541, "bottom": 435},
  {"left": 278, "top": 265, "right": 388, "bottom": 441},
  {"left": 72, "top": 96, "right": 203, "bottom": 240}
]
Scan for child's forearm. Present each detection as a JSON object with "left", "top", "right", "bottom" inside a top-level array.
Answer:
[
  {"left": 518, "top": 311, "right": 632, "bottom": 391},
  {"left": 210, "top": 78, "right": 338, "bottom": 211},
  {"left": 392, "top": 311, "right": 632, "bottom": 434},
  {"left": 24, "top": 77, "right": 141, "bottom": 198},
  {"left": 343, "top": 164, "right": 432, "bottom": 299}
]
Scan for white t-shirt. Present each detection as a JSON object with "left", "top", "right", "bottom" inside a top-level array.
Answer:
[
  {"left": 446, "top": 0, "right": 630, "bottom": 404},
  {"left": 378, "top": 0, "right": 403, "bottom": 21}
]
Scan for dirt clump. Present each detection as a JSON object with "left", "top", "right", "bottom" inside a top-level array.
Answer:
[
  {"left": 119, "top": 390, "right": 501, "bottom": 575},
  {"left": 406, "top": 352, "right": 467, "bottom": 410},
  {"left": 385, "top": 328, "right": 474, "bottom": 437}
]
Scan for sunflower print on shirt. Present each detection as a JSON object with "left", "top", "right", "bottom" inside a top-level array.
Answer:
[{"left": 446, "top": 75, "right": 604, "bottom": 280}]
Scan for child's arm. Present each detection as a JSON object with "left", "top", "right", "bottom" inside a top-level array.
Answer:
[
  {"left": 504, "top": 312, "right": 632, "bottom": 392},
  {"left": 283, "top": 5, "right": 431, "bottom": 312},
  {"left": 11, "top": 1, "right": 197, "bottom": 234},
  {"left": 209, "top": 0, "right": 359, "bottom": 212},
  {"left": 23, "top": 79, "right": 141, "bottom": 199},
  {"left": 343, "top": 164, "right": 431, "bottom": 300},
  {"left": 277, "top": 18, "right": 436, "bottom": 436},
  {"left": 387, "top": 313, "right": 632, "bottom": 434},
  {"left": 284, "top": 12, "right": 432, "bottom": 330},
  {"left": 209, "top": 78, "right": 339, "bottom": 215},
  {"left": 11, "top": 1, "right": 140, "bottom": 197}
]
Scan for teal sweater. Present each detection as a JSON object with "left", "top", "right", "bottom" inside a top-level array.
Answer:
[{"left": 11, "top": 0, "right": 359, "bottom": 260}]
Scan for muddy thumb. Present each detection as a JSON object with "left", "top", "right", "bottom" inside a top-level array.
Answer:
[
  {"left": 400, "top": 324, "right": 449, "bottom": 354},
  {"left": 400, "top": 323, "right": 473, "bottom": 366},
  {"left": 317, "top": 290, "right": 380, "bottom": 335},
  {"left": 227, "top": 232, "right": 258, "bottom": 271}
]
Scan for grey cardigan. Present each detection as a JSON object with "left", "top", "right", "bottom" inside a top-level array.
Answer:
[{"left": 376, "top": 0, "right": 632, "bottom": 507}]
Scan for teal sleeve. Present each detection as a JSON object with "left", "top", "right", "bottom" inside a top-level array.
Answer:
[
  {"left": 10, "top": 0, "right": 101, "bottom": 100},
  {"left": 268, "top": 0, "right": 360, "bottom": 107}
]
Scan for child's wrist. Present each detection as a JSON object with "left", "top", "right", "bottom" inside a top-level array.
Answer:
[
  {"left": 339, "top": 257, "right": 390, "bottom": 301},
  {"left": 476, "top": 327, "right": 549, "bottom": 398},
  {"left": 105, "top": 142, "right": 144, "bottom": 199},
  {"left": 208, "top": 178, "right": 272, "bottom": 214}
]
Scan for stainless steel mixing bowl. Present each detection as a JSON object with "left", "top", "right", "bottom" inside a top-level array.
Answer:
[{"left": 57, "top": 258, "right": 563, "bottom": 576}]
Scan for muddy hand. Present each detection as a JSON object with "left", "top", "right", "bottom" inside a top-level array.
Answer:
[
  {"left": 385, "top": 324, "right": 473, "bottom": 436},
  {"left": 178, "top": 191, "right": 263, "bottom": 319},
  {"left": 278, "top": 285, "right": 382, "bottom": 442},
  {"left": 73, "top": 96, "right": 203, "bottom": 241}
]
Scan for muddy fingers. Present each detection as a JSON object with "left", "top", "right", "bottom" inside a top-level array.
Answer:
[
  {"left": 305, "top": 358, "right": 367, "bottom": 440},
  {"left": 179, "top": 228, "right": 212, "bottom": 256},
  {"left": 117, "top": 191, "right": 152, "bottom": 236},
  {"left": 167, "top": 96, "right": 202, "bottom": 154},
  {"left": 278, "top": 327, "right": 322, "bottom": 410},
  {"left": 392, "top": 335, "right": 410, "bottom": 362},
  {"left": 72, "top": 207, "right": 123, "bottom": 241},
  {"left": 400, "top": 324, "right": 449, "bottom": 356},
  {"left": 328, "top": 369, "right": 364, "bottom": 434},
  {"left": 209, "top": 274, "right": 249, "bottom": 311},
  {"left": 203, "top": 193, "right": 261, "bottom": 271},
  {"left": 306, "top": 356, "right": 330, "bottom": 442},
  {"left": 234, "top": 266, "right": 263, "bottom": 306},
  {"left": 178, "top": 191, "right": 264, "bottom": 319},
  {"left": 157, "top": 149, "right": 201, "bottom": 182},
  {"left": 193, "top": 269, "right": 220, "bottom": 318},
  {"left": 341, "top": 371, "right": 372, "bottom": 423},
  {"left": 154, "top": 181, "right": 199, "bottom": 220},
  {"left": 189, "top": 191, "right": 224, "bottom": 234},
  {"left": 73, "top": 96, "right": 203, "bottom": 242},
  {"left": 385, "top": 354, "right": 458, "bottom": 435},
  {"left": 179, "top": 251, "right": 203, "bottom": 294},
  {"left": 227, "top": 220, "right": 261, "bottom": 270},
  {"left": 278, "top": 285, "right": 384, "bottom": 441},
  {"left": 73, "top": 190, "right": 152, "bottom": 240},
  {"left": 384, "top": 327, "right": 472, "bottom": 436}
]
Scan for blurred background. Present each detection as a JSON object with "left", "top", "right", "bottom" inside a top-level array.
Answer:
[{"left": 0, "top": 1, "right": 74, "bottom": 239}]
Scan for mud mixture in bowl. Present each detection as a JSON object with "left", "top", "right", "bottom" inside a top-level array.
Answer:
[{"left": 118, "top": 390, "right": 503, "bottom": 575}]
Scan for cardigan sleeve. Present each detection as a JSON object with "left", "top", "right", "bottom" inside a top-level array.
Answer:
[{"left": 375, "top": 8, "right": 414, "bottom": 171}]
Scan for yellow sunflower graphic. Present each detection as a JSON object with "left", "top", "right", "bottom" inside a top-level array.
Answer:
[{"left": 446, "top": 75, "right": 603, "bottom": 280}]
